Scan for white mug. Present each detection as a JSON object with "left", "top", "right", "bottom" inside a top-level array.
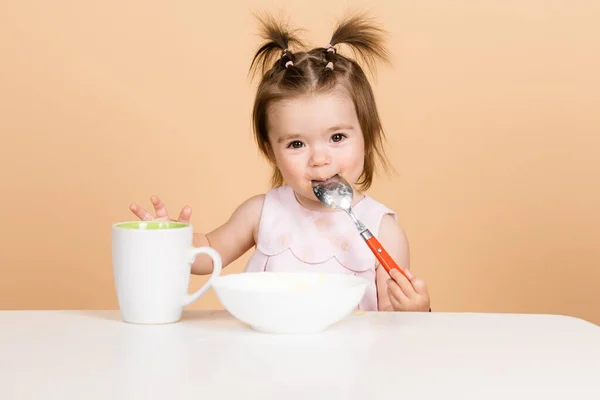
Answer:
[{"left": 111, "top": 221, "right": 222, "bottom": 324}]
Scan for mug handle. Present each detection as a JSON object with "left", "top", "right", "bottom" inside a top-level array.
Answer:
[{"left": 182, "top": 246, "right": 223, "bottom": 307}]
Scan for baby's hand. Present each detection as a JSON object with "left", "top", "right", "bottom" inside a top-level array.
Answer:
[
  {"left": 386, "top": 268, "right": 430, "bottom": 312},
  {"left": 129, "top": 195, "right": 192, "bottom": 223}
]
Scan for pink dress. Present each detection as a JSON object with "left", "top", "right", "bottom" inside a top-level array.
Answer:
[{"left": 244, "top": 185, "right": 397, "bottom": 311}]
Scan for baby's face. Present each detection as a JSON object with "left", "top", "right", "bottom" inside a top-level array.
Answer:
[{"left": 267, "top": 88, "right": 365, "bottom": 210}]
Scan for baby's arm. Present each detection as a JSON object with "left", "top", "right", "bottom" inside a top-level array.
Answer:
[
  {"left": 375, "top": 214, "right": 411, "bottom": 311},
  {"left": 190, "top": 194, "right": 265, "bottom": 275}
]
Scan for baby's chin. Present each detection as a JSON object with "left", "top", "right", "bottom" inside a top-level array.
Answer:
[
  {"left": 290, "top": 182, "right": 320, "bottom": 201},
  {"left": 302, "top": 182, "right": 320, "bottom": 199}
]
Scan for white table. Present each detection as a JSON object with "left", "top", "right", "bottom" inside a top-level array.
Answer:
[{"left": 1, "top": 310, "right": 599, "bottom": 399}]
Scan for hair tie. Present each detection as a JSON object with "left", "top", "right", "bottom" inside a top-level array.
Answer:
[
  {"left": 326, "top": 44, "right": 336, "bottom": 53},
  {"left": 285, "top": 60, "right": 294, "bottom": 68},
  {"left": 325, "top": 61, "right": 334, "bottom": 70}
]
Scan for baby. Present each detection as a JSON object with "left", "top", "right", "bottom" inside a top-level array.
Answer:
[{"left": 130, "top": 13, "right": 431, "bottom": 312}]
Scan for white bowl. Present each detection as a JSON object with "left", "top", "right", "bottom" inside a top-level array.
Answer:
[{"left": 211, "top": 271, "right": 369, "bottom": 334}]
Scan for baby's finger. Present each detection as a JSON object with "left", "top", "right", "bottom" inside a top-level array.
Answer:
[
  {"left": 390, "top": 269, "right": 417, "bottom": 298},
  {"left": 411, "top": 277, "right": 428, "bottom": 296},
  {"left": 151, "top": 196, "right": 169, "bottom": 219},
  {"left": 129, "top": 203, "right": 154, "bottom": 221},
  {"left": 388, "top": 289, "right": 406, "bottom": 311},
  {"left": 177, "top": 206, "right": 192, "bottom": 223},
  {"left": 387, "top": 279, "right": 410, "bottom": 304}
]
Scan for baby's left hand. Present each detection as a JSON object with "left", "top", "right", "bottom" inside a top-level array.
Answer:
[{"left": 387, "top": 269, "right": 431, "bottom": 312}]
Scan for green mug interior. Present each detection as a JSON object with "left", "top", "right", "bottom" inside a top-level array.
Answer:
[{"left": 115, "top": 221, "right": 188, "bottom": 230}]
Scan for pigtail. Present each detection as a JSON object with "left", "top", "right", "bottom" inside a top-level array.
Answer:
[
  {"left": 326, "top": 12, "right": 390, "bottom": 74},
  {"left": 249, "top": 13, "right": 306, "bottom": 80}
]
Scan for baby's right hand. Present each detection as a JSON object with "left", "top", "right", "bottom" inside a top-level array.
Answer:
[{"left": 129, "top": 195, "right": 192, "bottom": 223}]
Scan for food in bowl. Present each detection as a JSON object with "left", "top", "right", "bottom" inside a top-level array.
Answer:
[{"left": 211, "top": 271, "right": 369, "bottom": 334}]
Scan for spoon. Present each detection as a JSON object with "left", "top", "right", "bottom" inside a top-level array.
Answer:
[{"left": 312, "top": 175, "right": 411, "bottom": 280}]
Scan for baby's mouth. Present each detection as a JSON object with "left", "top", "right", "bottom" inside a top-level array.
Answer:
[{"left": 310, "top": 174, "right": 339, "bottom": 186}]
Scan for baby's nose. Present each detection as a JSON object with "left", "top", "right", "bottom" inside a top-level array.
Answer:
[{"left": 310, "top": 147, "right": 331, "bottom": 166}]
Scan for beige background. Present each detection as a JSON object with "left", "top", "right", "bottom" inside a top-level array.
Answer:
[{"left": 1, "top": 1, "right": 599, "bottom": 324}]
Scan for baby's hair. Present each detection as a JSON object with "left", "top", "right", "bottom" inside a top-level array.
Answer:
[{"left": 249, "top": 11, "right": 392, "bottom": 190}]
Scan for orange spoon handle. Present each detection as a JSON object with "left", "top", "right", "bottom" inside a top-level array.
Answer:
[{"left": 362, "top": 230, "right": 411, "bottom": 281}]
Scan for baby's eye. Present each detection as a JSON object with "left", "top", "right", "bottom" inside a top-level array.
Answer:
[
  {"left": 288, "top": 140, "right": 304, "bottom": 149},
  {"left": 331, "top": 133, "right": 346, "bottom": 143}
]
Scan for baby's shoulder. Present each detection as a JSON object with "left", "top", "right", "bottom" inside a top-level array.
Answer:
[
  {"left": 229, "top": 193, "right": 266, "bottom": 224},
  {"left": 357, "top": 193, "right": 397, "bottom": 219}
]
